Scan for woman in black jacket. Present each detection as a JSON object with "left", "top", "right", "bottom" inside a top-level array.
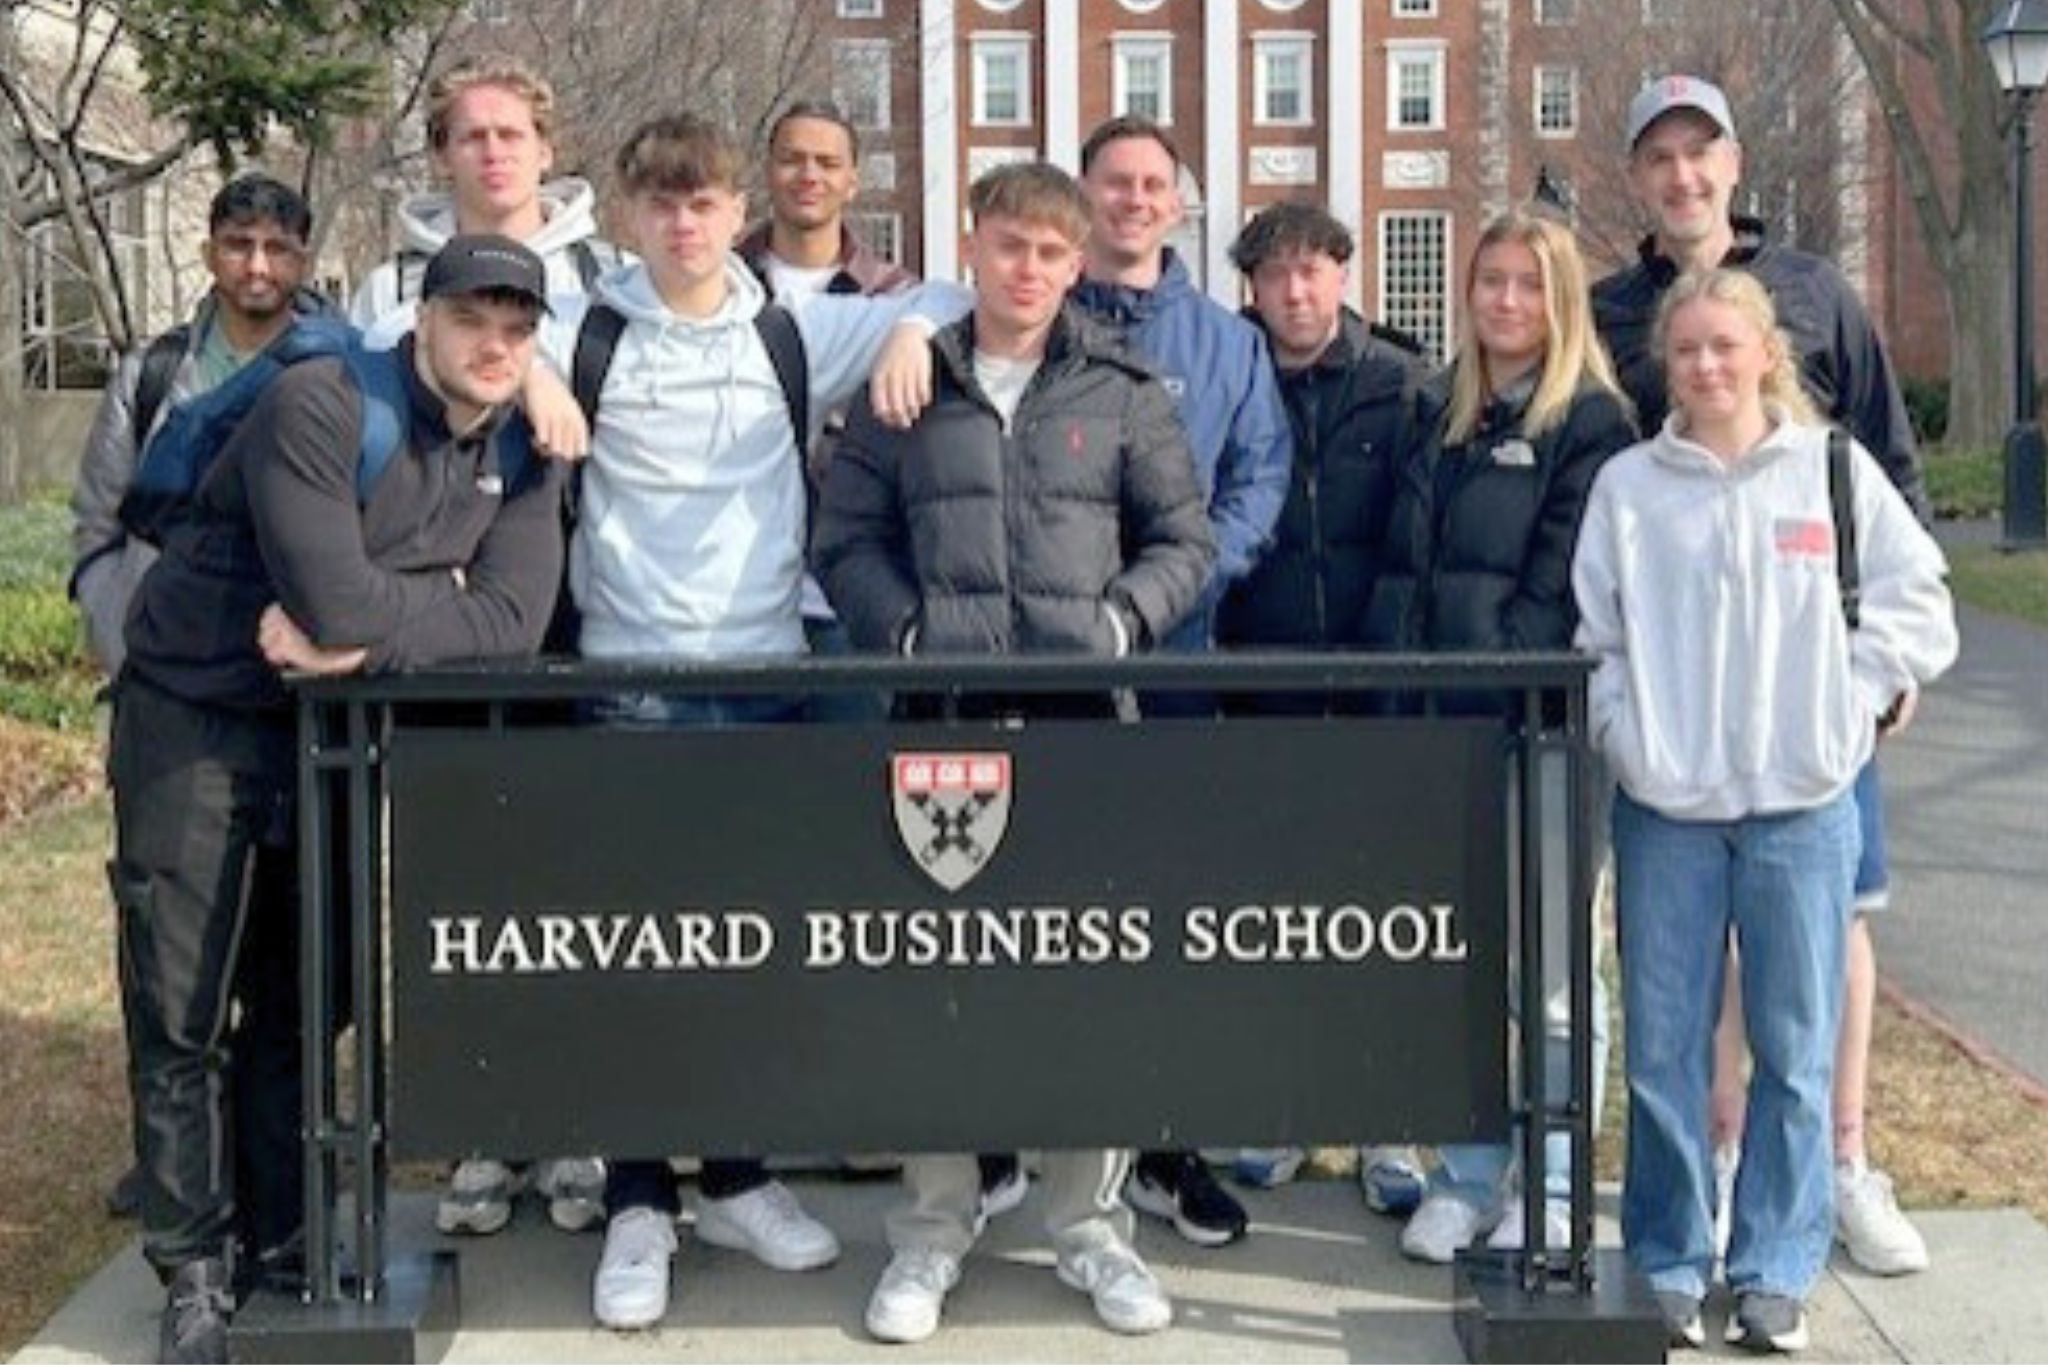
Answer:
[{"left": 1367, "top": 206, "right": 1636, "bottom": 1268}]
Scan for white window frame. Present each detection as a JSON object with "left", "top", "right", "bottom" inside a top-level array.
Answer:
[
  {"left": 971, "top": 34, "right": 1033, "bottom": 128},
  {"left": 1393, "top": 0, "right": 1438, "bottom": 15},
  {"left": 1534, "top": 65, "right": 1577, "bottom": 138},
  {"left": 1377, "top": 210, "right": 1452, "bottom": 366},
  {"left": 837, "top": 0, "right": 884, "bottom": 16},
  {"left": 1385, "top": 40, "right": 1446, "bottom": 132},
  {"left": 833, "top": 39, "right": 894, "bottom": 131},
  {"left": 848, "top": 210, "right": 904, "bottom": 265},
  {"left": 1534, "top": 0, "right": 1574, "bottom": 22},
  {"left": 1112, "top": 34, "right": 1175, "bottom": 126},
  {"left": 1253, "top": 33, "right": 1314, "bottom": 128}
]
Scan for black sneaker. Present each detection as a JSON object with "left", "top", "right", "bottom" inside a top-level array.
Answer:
[
  {"left": 1654, "top": 1289, "right": 1705, "bottom": 1350},
  {"left": 1127, "top": 1151, "right": 1247, "bottom": 1247},
  {"left": 107, "top": 1163, "right": 145, "bottom": 1219},
  {"left": 1727, "top": 1292, "right": 1808, "bottom": 1354},
  {"left": 159, "top": 1258, "right": 231, "bottom": 1365}
]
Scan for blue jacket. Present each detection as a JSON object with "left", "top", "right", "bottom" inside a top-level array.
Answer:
[{"left": 1071, "top": 249, "right": 1292, "bottom": 649}]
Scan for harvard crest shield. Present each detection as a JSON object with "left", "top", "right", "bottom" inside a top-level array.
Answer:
[{"left": 891, "top": 752, "right": 1013, "bottom": 892}]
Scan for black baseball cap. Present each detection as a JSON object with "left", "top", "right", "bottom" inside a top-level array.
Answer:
[{"left": 420, "top": 234, "right": 551, "bottom": 312}]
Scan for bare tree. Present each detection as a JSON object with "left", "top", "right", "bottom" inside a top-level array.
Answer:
[{"left": 1827, "top": 0, "right": 2011, "bottom": 448}]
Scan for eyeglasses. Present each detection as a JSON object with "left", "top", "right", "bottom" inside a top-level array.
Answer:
[{"left": 213, "top": 235, "right": 307, "bottom": 262}]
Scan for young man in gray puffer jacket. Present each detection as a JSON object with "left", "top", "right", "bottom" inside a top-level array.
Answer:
[{"left": 814, "top": 161, "right": 1212, "bottom": 1347}]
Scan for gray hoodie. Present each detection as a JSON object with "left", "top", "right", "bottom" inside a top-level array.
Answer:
[{"left": 349, "top": 176, "right": 617, "bottom": 336}]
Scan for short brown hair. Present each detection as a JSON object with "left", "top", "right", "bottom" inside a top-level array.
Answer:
[
  {"left": 615, "top": 113, "right": 746, "bottom": 196},
  {"left": 426, "top": 54, "right": 556, "bottom": 149},
  {"left": 968, "top": 163, "right": 1091, "bottom": 243},
  {"left": 1079, "top": 115, "right": 1181, "bottom": 175}
]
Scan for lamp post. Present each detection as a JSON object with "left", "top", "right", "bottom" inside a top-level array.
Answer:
[{"left": 1982, "top": 0, "right": 2048, "bottom": 549}]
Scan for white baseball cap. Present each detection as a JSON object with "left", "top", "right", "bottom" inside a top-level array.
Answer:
[{"left": 1626, "top": 74, "right": 1737, "bottom": 151}]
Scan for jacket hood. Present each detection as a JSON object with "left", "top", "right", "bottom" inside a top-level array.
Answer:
[
  {"left": 596, "top": 253, "right": 765, "bottom": 334},
  {"left": 1647, "top": 405, "right": 1809, "bottom": 479},
  {"left": 396, "top": 175, "right": 602, "bottom": 257},
  {"left": 1070, "top": 246, "right": 1196, "bottom": 326}
]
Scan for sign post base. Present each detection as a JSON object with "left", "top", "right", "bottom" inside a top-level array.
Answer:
[
  {"left": 233, "top": 1252, "right": 459, "bottom": 1365},
  {"left": 1453, "top": 1247, "right": 1665, "bottom": 1363}
]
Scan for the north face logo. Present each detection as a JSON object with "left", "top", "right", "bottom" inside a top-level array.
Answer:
[{"left": 891, "top": 752, "right": 1013, "bottom": 892}]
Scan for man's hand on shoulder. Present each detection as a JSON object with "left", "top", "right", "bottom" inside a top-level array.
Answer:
[
  {"left": 259, "top": 603, "right": 367, "bottom": 676},
  {"left": 870, "top": 320, "right": 936, "bottom": 430},
  {"left": 523, "top": 363, "right": 590, "bottom": 461}
]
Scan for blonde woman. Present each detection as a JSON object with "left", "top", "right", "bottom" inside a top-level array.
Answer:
[
  {"left": 1365, "top": 207, "right": 1636, "bottom": 1264},
  {"left": 1572, "top": 269, "right": 1955, "bottom": 1353}
]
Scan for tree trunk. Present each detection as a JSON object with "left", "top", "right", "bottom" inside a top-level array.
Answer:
[
  {"left": 0, "top": 20, "right": 26, "bottom": 507},
  {"left": 1945, "top": 228, "right": 2013, "bottom": 449}
]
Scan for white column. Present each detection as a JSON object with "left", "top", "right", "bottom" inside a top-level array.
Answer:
[
  {"left": 1203, "top": 0, "right": 1240, "bottom": 302},
  {"left": 1046, "top": 0, "right": 1081, "bottom": 171},
  {"left": 1329, "top": 0, "right": 1364, "bottom": 310},
  {"left": 921, "top": 0, "right": 961, "bottom": 281}
]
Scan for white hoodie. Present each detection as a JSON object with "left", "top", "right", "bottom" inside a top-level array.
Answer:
[
  {"left": 548, "top": 257, "right": 968, "bottom": 661},
  {"left": 348, "top": 176, "right": 617, "bottom": 339},
  {"left": 1572, "top": 414, "right": 1957, "bottom": 822}
]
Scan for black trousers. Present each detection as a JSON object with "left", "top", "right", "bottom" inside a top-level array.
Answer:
[{"left": 109, "top": 676, "right": 301, "bottom": 1281}]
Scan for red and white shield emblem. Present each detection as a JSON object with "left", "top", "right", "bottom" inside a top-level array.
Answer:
[{"left": 892, "top": 752, "right": 1013, "bottom": 892}]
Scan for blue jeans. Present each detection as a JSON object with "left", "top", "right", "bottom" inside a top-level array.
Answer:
[{"left": 1614, "top": 789, "right": 1857, "bottom": 1302}]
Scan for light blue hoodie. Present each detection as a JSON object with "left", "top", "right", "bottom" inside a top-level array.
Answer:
[{"left": 550, "top": 256, "right": 966, "bottom": 661}]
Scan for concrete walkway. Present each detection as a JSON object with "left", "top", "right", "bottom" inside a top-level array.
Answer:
[
  {"left": 17, "top": 1181, "right": 2048, "bottom": 1363},
  {"left": 1877, "top": 572, "right": 2048, "bottom": 1087}
]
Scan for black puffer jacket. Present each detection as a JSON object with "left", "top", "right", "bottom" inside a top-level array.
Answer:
[
  {"left": 815, "top": 306, "right": 1215, "bottom": 655},
  {"left": 1592, "top": 216, "right": 1927, "bottom": 520},
  {"left": 1363, "top": 372, "right": 1636, "bottom": 654},
  {"left": 1218, "top": 311, "right": 1422, "bottom": 649}
]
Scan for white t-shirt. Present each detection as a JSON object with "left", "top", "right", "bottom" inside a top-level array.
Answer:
[
  {"left": 764, "top": 257, "right": 839, "bottom": 307},
  {"left": 973, "top": 351, "right": 1041, "bottom": 432}
]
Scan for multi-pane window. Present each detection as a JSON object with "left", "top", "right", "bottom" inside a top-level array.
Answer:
[
  {"left": 469, "top": 0, "right": 508, "bottom": 23},
  {"left": 1379, "top": 211, "right": 1450, "bottom": 365},
  {"left": 1535, "top": 65, "right": 1577, "bottom": 137},
  {"left": 837, "top": 0, "right": 883, "bottom": 16},
  {"left": 1114, "top": 37, "right": 1174, "bottom": 125},
  {"left": 20, "top": 162, "right": 146, "bottom": 391},
  {"left": 972, "top": 35, "right": 1033, "bottom": 126},
  {"left": 1393, "top": 0, "right": 1437, "bottom": 14},
  {"left": 1535, "top": 0, "right": 1574, "bottom": 21},
  {"left": 848, "top": 211, "right": 903, "bottom": 265},
  {"left": 834, "top": 40, "right": 893, "bottom": 131},
  {"left": 1254, "top": 35, "right": 1313, "bottom": 126},
  {"left": 1387, "top": 43, "right": 1445, "bottom": 130}
]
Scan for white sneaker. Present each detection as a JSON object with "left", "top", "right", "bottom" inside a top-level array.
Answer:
[
  {"left": 1400, "top": 1192, "right": 1494, "bottom": 1264},
  {"left": 1487, "top": 1195, "right": 1571, "bottom": 1253},
  {"left": 436, "top": 1158, "right": 522, "bottom": 1236},
  {"left": 593, "top": 1206, "right": 676, "bottom": 1330},
  {"left": 1713, "top": 1144, "right": 1739, "bottom": 1270},
  {"left": 865, "top": 1246, "right": 961, "bottom": 1344},
  {"left": 536, "top": 1157, "right": 607, "bottom": 1233},
  {"left": 695, "top": 1181, "right": 840, "bottom": 1271},
  {"left": 1835, "top": 1160, "right": 1930, "bottom": 1275},
  {"left": 1055, "top": 1239, "right": 1172, "bottom": 1335}
]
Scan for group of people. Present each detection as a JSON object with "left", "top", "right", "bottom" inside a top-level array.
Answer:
[{"left": 69, "top": 53, "right": 1958, "bottom": 1364}]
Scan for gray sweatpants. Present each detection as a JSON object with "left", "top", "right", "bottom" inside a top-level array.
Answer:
[{"left": 888, "top": 1150, "right": 1135, "bottom": 1260}]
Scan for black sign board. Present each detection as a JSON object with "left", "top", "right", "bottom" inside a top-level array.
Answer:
[{"left": 387, "top": 717, "right": 1509, "bottom": 1160}]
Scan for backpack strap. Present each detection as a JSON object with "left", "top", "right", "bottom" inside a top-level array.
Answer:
[
  {"left": 1829, "top": 426, "right": 1860, "bottom": 632},
  {"left": 130, "top": 325, "right": 191, "bottom": 450},
  {"left": 571, "top": 239, "right": 605, "bottom": 293},
  {"left": 571, "top": 303, "right": 627, "bottom": 426},
  {"left": 342, "top": 346, "right": 410, "bottom": 503},
  {"left": 753, "top": 302, "right": 809, "bottom": 448}
]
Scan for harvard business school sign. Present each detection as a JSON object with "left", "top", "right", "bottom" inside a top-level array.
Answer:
[{"left": 387, "top": 718, "right": 1510, "bottom": 1159}]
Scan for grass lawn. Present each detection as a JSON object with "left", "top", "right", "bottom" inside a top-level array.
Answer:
[{"left": 1946, "top": 542, "right": 2048, "bottom": 630}]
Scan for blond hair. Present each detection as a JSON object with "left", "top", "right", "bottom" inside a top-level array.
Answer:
[
  {"left": 426, "top": 54, "right": 557, "bottom": 149},
  {"left": 1444, "top": 207, "right": 1624, "bottom": 445},
  {"left": 1652, "top": 267, "right": 1821, "bottom": 426}
]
